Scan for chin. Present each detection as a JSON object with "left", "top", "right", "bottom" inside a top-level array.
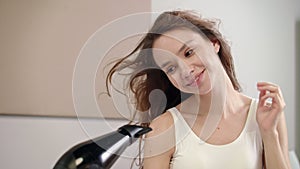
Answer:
[
  {"left": 197, "top": 86, "right": 212, "bottom": 95},
  {"left": 198, "top": 88, "right": 212, "bottom": 95},
  {"left": 182, "top": 85, "right": 212, "bottom": 95}
]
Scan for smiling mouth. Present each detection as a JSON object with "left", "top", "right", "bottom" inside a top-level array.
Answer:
[{"left": 186, "top": 68, "right": 206, "bottom": 86}]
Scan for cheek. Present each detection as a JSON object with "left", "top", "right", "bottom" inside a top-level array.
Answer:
[{"left": 167, "top": 74, "right": 182, "bottom": 89}]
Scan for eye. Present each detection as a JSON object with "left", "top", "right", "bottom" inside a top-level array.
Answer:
[
  {"left": 166, "top": 65, "right": 176, "bottom": 74},
  {"left": 184, "top": 49, "right": 194, "bottom": 58}
]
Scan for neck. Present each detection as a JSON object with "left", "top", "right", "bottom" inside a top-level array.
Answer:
[
  {"left": 182, "top": 81, "right": 248, "bottom": 116},
  {"left": 178, "top": 92, "right": 212, "bottom": 116},
  {"left": 178, "top": 70, "right": 250, "bottom": 117}
]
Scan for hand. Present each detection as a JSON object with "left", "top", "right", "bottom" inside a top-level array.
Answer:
[{"left": 256, "top": 82, "right": 286, "bottom": 135}]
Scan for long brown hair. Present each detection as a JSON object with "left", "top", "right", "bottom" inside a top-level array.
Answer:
[{"left": 106, "top": 10, "right": 241, "bottom": 126}]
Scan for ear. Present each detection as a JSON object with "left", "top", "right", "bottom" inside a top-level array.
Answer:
[{"left": 212, "top": 40, "right": 220, "bottom": 53}]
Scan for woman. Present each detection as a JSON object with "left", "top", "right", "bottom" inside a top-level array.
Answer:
[{"left": 106, "top": 10, "right": 291, "bottom": 169}]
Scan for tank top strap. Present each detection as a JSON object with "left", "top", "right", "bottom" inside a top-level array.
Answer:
[
  {"left": 244, "top": 98, "right": 260, "bottom": 132},
  {"left": 168, "top": 107, "right": 192, "bottom": 144}
]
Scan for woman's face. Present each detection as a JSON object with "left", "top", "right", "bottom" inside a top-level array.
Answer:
[{"left": 152, "top": 28, "right": 220, "bottom": 94}]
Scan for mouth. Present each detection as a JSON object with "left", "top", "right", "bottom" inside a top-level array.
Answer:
[{"left": 186, "top": 68, "right": 206, "bottom": 87}]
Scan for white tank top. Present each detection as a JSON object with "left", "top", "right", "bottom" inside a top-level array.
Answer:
[{"left": 168, "top": 99, "right": 263, "bottom": 169}]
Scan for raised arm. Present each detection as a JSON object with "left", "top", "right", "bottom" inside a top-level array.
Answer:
[{"left": 256, "top": 82, "right": 291, "bottom": 169}]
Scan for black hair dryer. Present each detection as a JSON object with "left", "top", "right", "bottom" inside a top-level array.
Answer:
[{"left": 53, "top": 124, "right": 152, "bottom": 169}]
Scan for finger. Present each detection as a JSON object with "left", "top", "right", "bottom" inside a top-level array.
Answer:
[
  {"left": 257, "top": 83, "right": 284, "bottom": 99},
  {"left": 257, "top": 81, "right": 278, "bottom": 87},
  {"left": 259, "top": 94, "right": 273, "bottom": 108},
  {"left": 260, "top": 93, "right": 275, "bottom": 103},
  {"left": 258, "top": 90, "right": 267, "bottom": 107},
  {"left": 260, "top": 93, "right": 284, "bottom": 110},
  {"left": 257, "top": 85, "right": 279, "bottom": 93},
  {"left": 259, "top": 89, "right": 266, "bottom": 98}
]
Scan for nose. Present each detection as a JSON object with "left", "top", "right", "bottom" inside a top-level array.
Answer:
[{"left": 180, "top": 61, "right": 194, "bottom": 79}]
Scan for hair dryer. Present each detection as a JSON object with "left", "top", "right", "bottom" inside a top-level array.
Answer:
[{"left": 53, "top": 124, "right": 152, "bottom": 169}]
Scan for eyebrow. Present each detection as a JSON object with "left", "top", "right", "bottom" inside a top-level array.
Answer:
[{"left": 177, "top": 39, "right": 194, "bottom": 55}]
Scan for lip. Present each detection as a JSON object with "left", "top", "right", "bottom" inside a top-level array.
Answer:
[{"left": 186, "top": 69, "right": 206, "bottom": 87}]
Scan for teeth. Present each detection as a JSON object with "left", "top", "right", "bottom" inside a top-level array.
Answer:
[
  {"left": 187, "top": 77, "right": 198, "bottom": 86},
  {"left": 186, "top": 69, "right": 205, "bottom": 86}
]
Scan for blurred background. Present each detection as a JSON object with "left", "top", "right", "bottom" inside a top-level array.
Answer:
[{"left": 0, "top": 0, "right": 299, "bottom": 168}]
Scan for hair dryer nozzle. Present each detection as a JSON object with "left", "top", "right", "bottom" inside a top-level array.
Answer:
[{"left": 118, "top": 125, "right": 152, "bottom": 143}]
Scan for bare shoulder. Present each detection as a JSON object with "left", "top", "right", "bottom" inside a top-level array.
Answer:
[
  {"left": 147, "top": 111, "right": 174, "bottom": 137},
  {"left": 144, "top": 111, "right": 175, "bottom": 158}
]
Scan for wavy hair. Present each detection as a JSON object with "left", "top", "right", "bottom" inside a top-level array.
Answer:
[{"left": 106, "top": 10, "right": 241, "bottom": 126}]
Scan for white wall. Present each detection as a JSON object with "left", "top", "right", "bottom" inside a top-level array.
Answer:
[{"left": 152, "top": 0, "right": 297, "bottom": 150}]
